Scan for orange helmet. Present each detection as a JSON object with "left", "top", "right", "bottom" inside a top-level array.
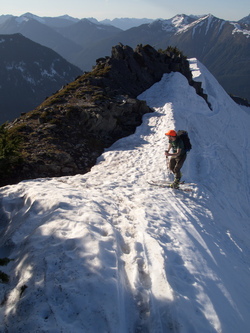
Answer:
[{"left": 165, "top": 130, "right": 176, "bottom": 136}]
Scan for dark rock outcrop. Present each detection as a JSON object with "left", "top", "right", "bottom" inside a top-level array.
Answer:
[
  {"left": 1, "top": 44, "right": 208, "bottom": 187},
  {"left": 96, "top": 44, "right": 209, "bottom": 105}
]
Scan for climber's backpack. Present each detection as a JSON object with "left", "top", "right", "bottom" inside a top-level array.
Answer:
[{"left": 176, "top": 130, "right": 192, "bottom": 152}]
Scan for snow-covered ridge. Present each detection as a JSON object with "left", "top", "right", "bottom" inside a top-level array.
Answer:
[
  {"left": 160, "top": 14, "right": 193, "bottom": 32},
  {"left": 175, "top": 14, "right": 211, "bottom": 34},
  {"left": 159, "top": 13, "right": 250, "bottom": 39},
  {"left": 158, "top": 14, "right": 226, "bottom": 36},
  {"left": 231, "top": 22, "right": 250, "bottom": 38},
  {"left": 155, "top": 14, "right": 206, "bottom": 34},
  {"left": 0, "top": 59, "right": 249, "bottom": 332}
]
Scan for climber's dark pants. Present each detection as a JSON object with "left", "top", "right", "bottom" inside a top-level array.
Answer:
[{"left": 169, "top": 154, "right": 186, "bottom": 180}]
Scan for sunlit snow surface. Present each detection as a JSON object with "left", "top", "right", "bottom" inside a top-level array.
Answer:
[{"left": 0, "top": 59, "right": 250, "bottom": 333}]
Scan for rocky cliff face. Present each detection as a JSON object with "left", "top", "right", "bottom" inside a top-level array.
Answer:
[
  {"left": 98, "top": 44, "right": 207, "bottom": 99},
  {"left": 1, "top": 44, "right": 208, "bottom": 187}
]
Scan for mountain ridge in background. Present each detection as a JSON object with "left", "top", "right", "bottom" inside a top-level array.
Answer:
[
  {"left": 0, "top": 33, "right": 82, "bottom": 124},
  {"left": 0, "top": 12, "right": 248, "bottom": 100}
]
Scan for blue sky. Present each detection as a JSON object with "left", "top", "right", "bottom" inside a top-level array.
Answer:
[{"left": 1, "top": 0, "right": 249, "bottom": 21}]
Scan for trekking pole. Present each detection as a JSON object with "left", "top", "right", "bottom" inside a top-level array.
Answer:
[{"left": 165, "top": 154, "right": 169, "bottom": 180}]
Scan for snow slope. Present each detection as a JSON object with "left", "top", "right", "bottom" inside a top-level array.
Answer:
[{"left": 0, "top": 59, "right": 250, "bottom": 333}]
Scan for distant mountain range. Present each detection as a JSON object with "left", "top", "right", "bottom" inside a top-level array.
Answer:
[
  {"left": 0, "top": 13, "right": 154, "bottom": 30},
  {"left": 0, "top": 34, "right": 81, "bottom": 124},
  {"left": 0, "top": 12, "right": 249, "bottom": 101}
]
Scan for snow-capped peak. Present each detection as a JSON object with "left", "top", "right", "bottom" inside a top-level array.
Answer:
[
  {"left": 20, "top": 12, "right": 46, "bottom": 24},
  {"left": 156, "top": 14, "right": 209, "bottom": 34},
  {"left": 174, "top": 14, "right": 218, "bottom": 34}
]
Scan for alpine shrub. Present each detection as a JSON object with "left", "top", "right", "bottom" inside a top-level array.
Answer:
[{"left": 0, "top": 123, "right": 22, "bottom": 176}]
